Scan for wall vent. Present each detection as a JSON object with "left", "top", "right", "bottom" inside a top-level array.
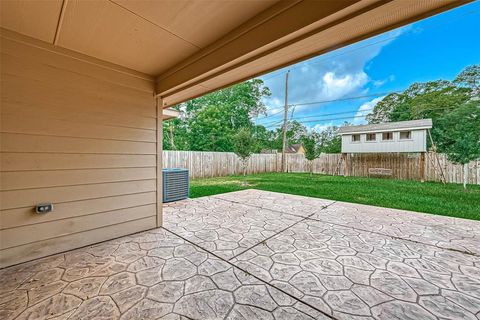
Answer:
[{"left": 163, "top": 168, "right": 189, "bottom": 203}]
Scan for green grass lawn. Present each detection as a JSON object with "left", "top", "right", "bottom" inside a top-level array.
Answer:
[{"left": 189, "top": 173, "right": 480, "bottom": 220}]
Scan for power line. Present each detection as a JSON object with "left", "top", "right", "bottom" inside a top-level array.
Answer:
[
  {"left": 262, "top": 120, "right": 284, "bottom": 129},
  {"left": 260, "top": 107, "right": 375, "bottom": 126},
  {"left": 256, "top": 91, "right": 396, "bottom": 121},
  {"left": 265, "top": 114, "right": 369, "bottom": 128},
  {"left": 264, "top": 114, "right": 367, "bottom": 128},
  {"left": 263, "top": 105, "right": 459, "bottom": 129},
  {"left": 289, "top": 91, "right": 397, "bottom": 107},
  {"left": 257, "top": 108, "right": 285, "bottom": 120},
  {"left": 264, "top": 105, "right": 457, "bottom": 129}
]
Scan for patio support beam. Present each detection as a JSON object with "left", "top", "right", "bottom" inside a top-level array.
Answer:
[{"left": 156, "top": 97, "right": 164, "bottom": 227}]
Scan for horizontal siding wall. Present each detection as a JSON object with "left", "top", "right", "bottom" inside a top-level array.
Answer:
[{"left": 0, "top": 33, "right": 157, "bottom": 267}]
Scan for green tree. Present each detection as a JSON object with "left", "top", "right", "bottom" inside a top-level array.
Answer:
[
  {"left": 317, "top": 126, "right": 342, "bottom": 153},
  {"left": 267, "top": 120, "right": 309, "bottom": 151},
  {"left": 365, "top": 64, "right": 479, "bottom": 156},
  {"left": 366, "top": 80, "right": 467, "bottom": 124},
  {"left": 233, "top": 128, "right": 257, "bottom": 176},
  {"left": 302, "top": 132, "right": 321, "bottom": 174},
  {"left": 454, "top": 65, "right": 480, "bottom": 92},
  {"left": 252, "top": 125, "right": 276, "bottom": 152},
  {"left": 434, "top": 101, "right": 480, "bottom": 189},
  {"left": 162, "top": 112, "right": 189, "bottom": 150},
  {"left": 366, "top": 65, "right": 479, "bottom": 127},
  {"left": 188, "top": 105, "right": 237, "bottom": 151},
  {"left": 164, "top": 79, "right": 270, "bottom": 151}
]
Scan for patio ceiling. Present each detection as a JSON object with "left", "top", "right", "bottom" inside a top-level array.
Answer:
[{"left": 0, "top": 0, "right": 470, "bottom": 106}]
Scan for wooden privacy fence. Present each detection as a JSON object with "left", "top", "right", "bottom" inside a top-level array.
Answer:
[
  {"left": 163, "top": 151, "right": 480, "bottom": 185},
  {"left": 163, "top": 151, "right": 278, "bottom": 179}
]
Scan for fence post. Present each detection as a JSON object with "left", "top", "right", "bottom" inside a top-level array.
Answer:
[{"left": 420, "top": 152, "right": 425, "bottom": 182}]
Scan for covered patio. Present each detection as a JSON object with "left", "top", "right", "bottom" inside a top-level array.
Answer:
[
  {"left": 1, "top": 1, "right": 478, "bottom": 319},
  {"left": 2, "top": 190, "right": 479, "bottom": 319},
  {"left": 1, "top": 0, "right": 472, "bottom": 269}
]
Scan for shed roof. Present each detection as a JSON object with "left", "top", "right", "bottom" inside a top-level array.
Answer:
[
  {"left": 286, "top": 144, "right": 303, "bottom": 153},
  {"left": 338, "top": 119, "right": 432, "bottom": 135}
]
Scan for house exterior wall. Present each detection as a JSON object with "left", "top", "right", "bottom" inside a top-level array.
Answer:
[
  {"left": 296, "top": 145, "right": 305, "bottom": 155},
  {"left": 341, "top": 129, "right": 427, "bottom": 153},
  {"left": 0, "top": 33, "right": 159, "bottom": 267}
]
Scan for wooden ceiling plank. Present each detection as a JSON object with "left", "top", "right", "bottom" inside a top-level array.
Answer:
[
  {"left": 53, "top": 0, "right": 68, "bottom": 45},
  {"left": 110, "top": 0, "right": 278, "bottom": 48},
  {"left": 0, "top": 0, "right": 63, "bottom": 43},
  {"left": 56, "top": 0, "right": 199, "bottom": 75},
  {"left": 108, "top": 0, "right": 201, "bottom": 49}
]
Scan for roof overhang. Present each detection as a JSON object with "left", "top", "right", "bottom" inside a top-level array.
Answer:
[
  {"left": 338, "top": 119, "right": 433, "bottom": 135},
  {"left": 162, "top": 108, "right": 180, "bottom": 121},
  {"left": 339, "top": 126, "right": 433, "bottom": 135},
  {"left": 0, "top": 0, "right": 471, "bottom": 108}
]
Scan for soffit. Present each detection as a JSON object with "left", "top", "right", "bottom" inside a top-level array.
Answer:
[
  {"left": 56, "top": 0, "right": 199, "bottom": 75},
  {"left": 110, "top": 0, "right": 278, "bottom": 48},
  {"left": 0, "top": 0, "right": 63, "bottom": 43}
]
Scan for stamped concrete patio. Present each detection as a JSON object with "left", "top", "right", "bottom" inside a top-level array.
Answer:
[{"left": 2, "top": 190, "right": 480, "bottom": 320}]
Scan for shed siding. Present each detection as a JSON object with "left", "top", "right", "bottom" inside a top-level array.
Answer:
[
  {"left": 341, "top": 130, "right": 427, "bottom": 153},
  {"left": 0, "top": 34, "right": 157, "bottom": 267}
]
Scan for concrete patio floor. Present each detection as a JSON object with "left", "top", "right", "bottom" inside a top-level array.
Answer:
[{"left": 1, "top": 190, "right": 480, "bottom": 320}]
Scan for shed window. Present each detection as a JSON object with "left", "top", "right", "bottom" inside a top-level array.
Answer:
[
  {"left": 400, "top": 131, "right": 411, "bottom": 139},
  {"left": 351, "top": 134, "right": 361, "bottom": 142},
  {"left": 382, "top": 132, "right": 393, "bottom": 141},
  {"left": 366, "top": 133, "right": 376, "bottom": 141}
]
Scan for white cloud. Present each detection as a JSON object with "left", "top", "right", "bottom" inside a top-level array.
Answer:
[
  {"left": 373, "top": 74, "right": 396, "bottom": 88},
  {"left": 268, "top": 107, "right": 283, "bottom": 115},
  {"left": 258, "top": 25, "right": 410, "bottom": 122},
  {"left": 372, "top": 79, "right": 386, "bottom": 87},
  {"left": 319, "top": 71, "right": 368, "bottom": 100},
  {"left": 352, "top": 96, "right": 385, "bottom": 125},
  {"left": 312, "top": 122, "right": 334, "bottom": 132},
  {"left": 261, "top": 97, "right": 283, "bottom": 116}
]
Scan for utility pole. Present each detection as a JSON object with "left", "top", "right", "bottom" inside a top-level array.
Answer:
[{"left": 281, "top": 70, "right": 290, "bottom": 172}]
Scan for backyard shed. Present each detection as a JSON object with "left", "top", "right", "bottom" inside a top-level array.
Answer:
[
  {"left": 0, "top": 0, "right": 469, "bottom": 268},
  {"left": 337, "top": 119, "right": 434, "bottom": 181},
  {"left": 338, "top": 119, "right": 433, "bottom": 153}
]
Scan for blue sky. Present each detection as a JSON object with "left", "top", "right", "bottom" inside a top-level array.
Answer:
[{"left": 255, "top": 1, "right": 480, "bottom": 131}]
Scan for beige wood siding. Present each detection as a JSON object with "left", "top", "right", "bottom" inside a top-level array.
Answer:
[{"left": 0, "top": 33, "right": 157, "bottom": 268}]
